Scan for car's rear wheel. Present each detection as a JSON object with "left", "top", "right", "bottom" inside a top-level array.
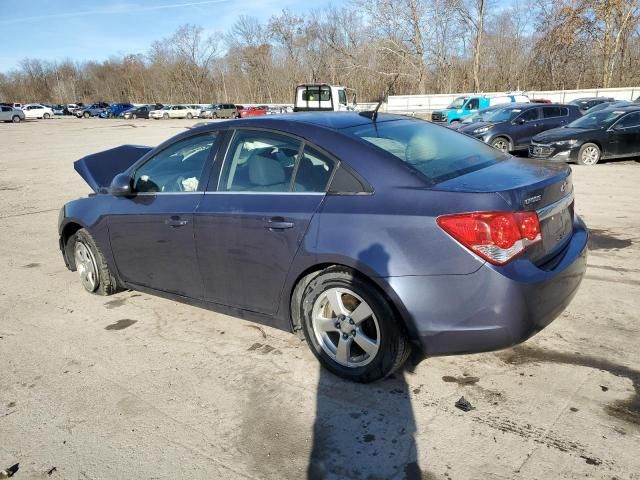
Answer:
[
  {"left": 186, "top": 112, "right": 193, "bottom": 119},
  {"left": 163, "top": 113, "right": 169, "bottom": 119},
  {"left": 68, "top": 229, "right": 119, "bottom": 296},
  {"left": 578, "top": 143, "right": 600, "bottom": 166},
  {"left": 43, "top": 113, "right": 50, "bottom": 119},
  {"left": 491, "top": 136, "right": 511, "bottom": 153},
  {"left": 11, "top": 115, "right": 20, "bottom": 123},
  {"left": 300, "top": 268, "right": 411, "bottom": 382}
]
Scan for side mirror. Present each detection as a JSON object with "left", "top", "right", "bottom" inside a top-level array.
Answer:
[
  {"left": 110, "top": 173, "right": 133, "bottom": 196},
  {"left": 352, "top": 93, "right": 357, "bottom": 106}
]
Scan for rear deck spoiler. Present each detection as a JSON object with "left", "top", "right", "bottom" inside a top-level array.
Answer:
[{"left": 74, "top": 145, "right": 152, "bottom": 193}]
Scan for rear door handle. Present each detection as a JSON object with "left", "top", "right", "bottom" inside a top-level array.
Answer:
[
  {"left": 165, "top": 216, "right": 189, "bottom": 227},
  {"left": 266, "top": 217, "right": 295, "bottom": 230}
]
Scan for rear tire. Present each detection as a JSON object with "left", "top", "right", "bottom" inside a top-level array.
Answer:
[
  {"left": 299, "top": 267, "right": 411, "bottom": 383},
  {"left": 186, "top": 112, "right": 193, "bottom": 119},
  {"left": 491, "top": 136, "right": 511, "bottom": 153},
  {"left": 577, "top": 143, "right": 600, "bottom": 166},
  {"left": 163, "top": 113, "right": 169, "bottom": 119},
  {"left": 67, "top": 229, "right": 119, "bottom": 296}
]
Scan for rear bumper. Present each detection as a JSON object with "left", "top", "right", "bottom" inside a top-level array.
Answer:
[{"left": 386, "top": 215, "right": 588, "bottom": 357}]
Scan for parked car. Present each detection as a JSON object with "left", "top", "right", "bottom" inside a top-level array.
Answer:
[
  {"left": 149, "top": 105, "right": 195, "bottom": 119},
  {"left": 0, "top": 105, "right": 25, "bottom": 123},
  {"left": 458, "top": 103, "right": 582, "bottom": 152},
  {"left": 446, "top": 105, "right": 506, "bottom": 130},
  {"left": 52, "top": 104, "right": 66, "bottom": 115},
  {"left": 200, "top": 103, "right": 238, "bottom": 119},
  {"left": 58, "top": 112, "right": 587, "bottom": 382},
  {"left": 431, "top": 94, "right": 530, "bottom": 124},
  {"left": 99, "top": 103, "right": 134, "bottom": 118},
  {"left": 583, "top": 101, "right": 631, "bottom": 114},
  {"left": 529, "top": 106, "right": 640, "bottom": 165},
  {"left": 77, "top": 102, "right": 110, "bottom": 118},
  {"left": 22, "top": 104, "right": 54, "bottom": 119},
  {"left": 66, "top": 103, "right": 84, "bottom": 115},
  {"left": 568, "top": 97, "right": 615, "bottom": 113},
  {"left": 119, "top": 105, "right": 155, "bottom": 119},
  {"left": 239, "top": 105, "right": 268, "bottom": 118}
]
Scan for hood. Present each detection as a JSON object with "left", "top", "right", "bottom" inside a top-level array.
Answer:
[
  {"left": 74, "top": 145, "right": 152, "bottom": 193},
  {"left": 533, "top": 127, "right": 592, "bottom": 143},
  {"left": 457, "top": 121, "right": 495, "bottom": 134}
]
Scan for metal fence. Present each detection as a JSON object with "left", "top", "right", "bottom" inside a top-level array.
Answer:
[{"left": 385, "top": 87, "right": 640, "bottom": 115}]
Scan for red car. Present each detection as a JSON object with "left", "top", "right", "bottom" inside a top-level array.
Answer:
[
  {"left": 238, "top": 105, "right": 268, "bottom": 118},
  {"left": 530, "top": 98, "right": 552, "bottom": 104}
]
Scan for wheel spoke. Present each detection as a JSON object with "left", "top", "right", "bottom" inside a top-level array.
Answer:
[
  {"left": 326, "top": 289, "right": 347, "bottom": 316},
  {"left": 315, "top": 316, "right": 337, "bottom": 332},
  {"left": 335, "top": 336, "right": 351, "bottom": 365},
  {"left": 350, "top": 301, "right": 373, "bottom": 325},
  {"left": 354, "top": 330, "right": 378, "bottom": 357}
]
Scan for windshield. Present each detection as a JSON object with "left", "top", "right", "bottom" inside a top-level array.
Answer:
[
  {"left": 569, "top": 110, "right": 623, "bottom": 129},
  {"left": 462, "top": 108, "right": 493, "bottom": 124},
  {"left": 446, "top": 97, "right": 467, "bottom": 109},
  {"left": 483, "top": 107, "right": 522, "bottom": 123},
  {"left": 348, "top": 119, "right": 506, "bottom": 184}
]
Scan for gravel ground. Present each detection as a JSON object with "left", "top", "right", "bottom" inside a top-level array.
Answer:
[{"left": 1, "top": 117, "right": 639, "bottom": 480}]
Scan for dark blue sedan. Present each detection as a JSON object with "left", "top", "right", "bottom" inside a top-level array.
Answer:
[{"left": 58, "top": 113, "right": 588, "bottom": 382}]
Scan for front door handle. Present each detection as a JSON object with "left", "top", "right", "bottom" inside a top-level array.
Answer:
[
  {"left": 266, "top": 217, "right": 295, "bottom": 230},
  {"left": 165, "top": 216, "right": 189, "bottom": 227}
]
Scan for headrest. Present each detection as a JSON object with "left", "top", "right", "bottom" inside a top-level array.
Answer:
[
  {"left": 249, "top": 154, "right": 286, "bottom": 186},
  {"left": 405, "top": 135, "right": 438, "bottom": 164}
]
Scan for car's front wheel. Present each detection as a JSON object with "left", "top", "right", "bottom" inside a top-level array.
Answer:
[
  {"left": 300, "top": 268, "right": 411, "bottom": 382},
  {"left": 43, "top": 113, "right": 50, "bottom": 119},
  {"left": 163, "top": 113, "right": 169, "bottom": 119},
  {"left": 186, "top": 112, "right": 193, "bottom": 119},
  {"left": 11, "top": 115, "right": 21, "bottom": 123},
  {"left": 83, "top": 112, "right": 90, "bottom": 118},
  {"left": 491, "top": 136, "right": 511, "bottom": 153},
  {"left": 578, "top": 142, "right": 600, "bottom": 166},
  {"left": 68, "top": 229, "right": 119, "bottom": 295}
]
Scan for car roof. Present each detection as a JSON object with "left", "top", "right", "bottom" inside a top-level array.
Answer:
[
  {"left": 595, "top": 105, "right": 640, "bottom": 113},
  {"left": 197, "top": 112, "right": 408, "bottom": 131}
]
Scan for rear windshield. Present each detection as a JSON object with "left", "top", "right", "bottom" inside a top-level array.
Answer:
[
  {"left": 301, "top": 87, "right": 331, "bottom": 101},
  {"left": 348, "top": 119, "right": 507, "bottom": 183}
]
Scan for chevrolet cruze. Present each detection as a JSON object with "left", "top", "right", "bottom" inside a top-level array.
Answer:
[{"left": 59, "top": 113, "right": 588, "bottom": 382}]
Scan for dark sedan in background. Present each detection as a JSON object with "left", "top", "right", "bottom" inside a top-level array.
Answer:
[
  {"left": 529, "top": 106, "right": 640, "bottom": 165},
  {"left": 458, "top": 103, "right": 582, "bottom": 153},
  {"left": 569, "top": 97, "right": 615, "bottom": 113},
  {"left": 58, "top": 113, "right": 587, "bottom": 382},
  {"left": 118, "top": 104, "right": 161, "bottom": 119}
]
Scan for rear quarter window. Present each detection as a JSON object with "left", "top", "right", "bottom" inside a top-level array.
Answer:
[{"left": 348, "top": 119, "right": 507, "bottom": 184}]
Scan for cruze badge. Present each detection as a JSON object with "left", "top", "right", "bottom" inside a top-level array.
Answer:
[{"left": 524, "top": 194, "right": 542, "bottom": 206}]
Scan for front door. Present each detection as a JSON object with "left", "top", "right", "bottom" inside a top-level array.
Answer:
[
  {"left": 609, "top": 112, "right": 640, "bottom": 157},
  {"left": 195, "top": 129, "right": 335, "bottom": 315},
  {"left": 108, "top": 131, "right": 219, "bottom": 298},
  {"left": 513, "top": 107, "right": 542, "bottom": 147}
]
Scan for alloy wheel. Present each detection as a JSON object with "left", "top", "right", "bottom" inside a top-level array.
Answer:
[
  {"left": 311, "top": 288, "right": 380, "bottom": 368},
  {"left": 74, "top": 241, "right": 99, "bottom": 292},
  {"left": 492, "top": 138, "right": 509, "bottom": 152},
  {"left": 581, "top": 146, "right": 599, "bottom": 165}
]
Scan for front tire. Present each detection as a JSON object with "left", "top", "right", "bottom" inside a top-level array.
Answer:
[
  {"left": 68, "top": 229, "right": 119, "bottom": 296},
  {"left": 83, "top": 111, "right": 90, "bottom": 118},
  {"left": 300, "top": 267, "right": 411, "bottom": 382},
  {"left": 163, "top": 113, "right": 169, "bottom": 119},
  {"left": 490, "top": 136, "right": 511, "bottom": 153},
  {"left": 131, "top": 113, "right": 137, "bottom": 119},
  {"left": 11, "top": 115, "right": 20, "bottom": 123},
  {"left": 577, "top": 142, "right": 600, "bottom": 166},
  {"left": 43, "top": 113, "right": 51, "bottom": 119},
  {"left": 186, "top": 112, "right": 193, "bottom": 119}
]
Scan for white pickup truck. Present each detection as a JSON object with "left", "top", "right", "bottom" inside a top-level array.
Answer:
[{"left": 293, "top": 84, "right": 356, "bottom": 112}]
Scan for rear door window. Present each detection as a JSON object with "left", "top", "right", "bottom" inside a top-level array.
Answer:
[
  {"left": 348, "top": 119, "right": 506, "bottom": 184},
  {"left": 617, "top": 112, "right": 640, "bottom": 128},
  {"left": 292, "top": 147, "right": 335, "bottom": 192},
  {"left": 218, "top": 130, "right": 302, "bottom": 192},
  {"left": 543, "top": 106, "right": 562, "bottom": 118}
]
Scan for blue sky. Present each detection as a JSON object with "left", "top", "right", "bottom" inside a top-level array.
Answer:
[{"left": 0, "top": 0, "right": 343, "bottom": 72}]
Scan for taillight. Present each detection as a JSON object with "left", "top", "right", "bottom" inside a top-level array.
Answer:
[{"left": 437, "top": 211, "right": 541, "bottom": 265}]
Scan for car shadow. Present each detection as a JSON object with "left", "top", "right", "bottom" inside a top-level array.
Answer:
[
  {"left": 307, "top": 368, "right": 423, "bottom": 480},
  {"left": 307, "top": 243, "right": 424, "bottom": 479}
]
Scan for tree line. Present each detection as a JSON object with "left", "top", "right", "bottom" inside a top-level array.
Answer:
[{"left": 1, "top": 0, "right": 639, "bottom": 105}]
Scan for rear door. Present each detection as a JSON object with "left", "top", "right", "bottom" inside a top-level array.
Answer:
[
  {"left": 542, "top": 106, "right": 570, "bottom": 129},
  {"left": 107, "top": 132, "right": 220, "bottom": 298},
  {"left": 194, "top": 129, "right": 335, "bottom": 314}
]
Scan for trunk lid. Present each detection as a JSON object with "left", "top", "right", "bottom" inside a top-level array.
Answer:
[
  {"left": 74, "top": 145, "right": 151, "bottom": 193},
  {"left": 435, "top": 157, "right": 574, "bottom": 265}
]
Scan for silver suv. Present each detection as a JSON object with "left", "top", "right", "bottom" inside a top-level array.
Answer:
[{"left": 200, "top": 103, "right": 238, "bottom": 119}]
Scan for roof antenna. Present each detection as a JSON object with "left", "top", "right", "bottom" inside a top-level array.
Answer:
[{"left": 360, "top": 73, "right": 400, "bottom": 122}]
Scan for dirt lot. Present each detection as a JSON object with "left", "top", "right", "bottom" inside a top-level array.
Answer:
[{"left": 1, "top": 117, "right": 639, "bottom": 480}]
